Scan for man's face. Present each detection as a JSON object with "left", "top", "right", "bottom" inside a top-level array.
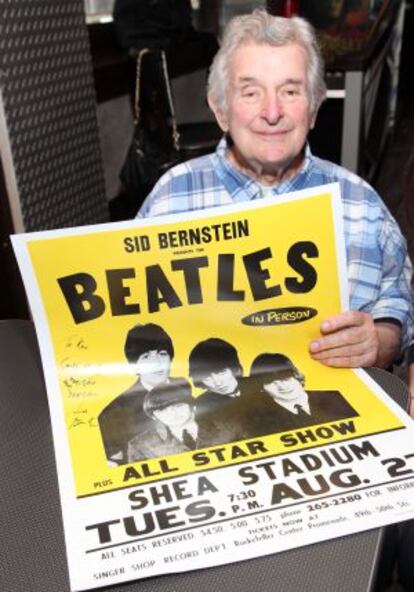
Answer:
[
  {"left": 202, "top": 368, "right": 238, "bottom": 396},
  {"left": 210, "top": 42, "right": 315, "bottom": 183},
  {"left": 133, "top": 349, "right": 171, "bottom": 387},
  {"left": 264, "top": 375, "right": 305, "bottom": 403},
  {"left": 153, "top": 402, "right": 193, "bottom": 428}
]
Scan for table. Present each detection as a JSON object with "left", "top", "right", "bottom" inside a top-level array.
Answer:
[{"left": 0, "top": 320, "right": 408, "bottom": 592}]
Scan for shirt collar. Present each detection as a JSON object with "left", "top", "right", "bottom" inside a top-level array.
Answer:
[
  {"left": 276, "top": 392, "right": 310, "bottom": 415},
  {"left": 215, "top": 137, "right": 313, "bottom": 202}
]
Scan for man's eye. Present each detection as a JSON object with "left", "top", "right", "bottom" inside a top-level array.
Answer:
[
  {"left": 281, "top": 87, "right": 302, "bottom": 100},
  {"left": 242, "top": 88, "right": 259, "bottom": 98}
]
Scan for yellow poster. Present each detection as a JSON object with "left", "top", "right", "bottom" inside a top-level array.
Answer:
[{"left": 12, "top": 184, "right": 414, "bottom": 591}]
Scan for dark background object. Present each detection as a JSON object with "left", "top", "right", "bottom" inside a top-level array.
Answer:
[
  {"left": 0, "top": 0, "right": 109, "bottom": 320},
  {"left": 108, "top": 2, "right": 221, "bottom": 220},
  {"left": 113, "top": 0, "right": 194, "bottom": 50}
]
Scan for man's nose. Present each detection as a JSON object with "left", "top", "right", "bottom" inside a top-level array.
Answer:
[{"left": 261, "top": 93, "right": 283, "bottom": 123}]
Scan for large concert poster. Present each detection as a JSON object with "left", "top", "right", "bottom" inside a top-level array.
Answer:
[{"left": 12, "top": 184, "right": 414, "bottom": 591}]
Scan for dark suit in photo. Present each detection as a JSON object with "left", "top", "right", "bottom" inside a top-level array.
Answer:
[
  {"left": 126, "top": 416, "right": 225, "bottom": 462},
  {"left": 98, "top": 376, "right": 190, "bottom": 465},
  {"left": 248, "top": 389, "right": 359, "bottom": 436},
  {"left": 195, "top": 378, "right": 254, "bottom": 445}
]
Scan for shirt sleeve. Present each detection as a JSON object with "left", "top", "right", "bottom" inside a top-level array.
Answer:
[
  {"left": 136, "top": 175, "right": 174, "bottom": 218},
  {"left": 370, "top": 208, "right": 413, "bottom": 351}
]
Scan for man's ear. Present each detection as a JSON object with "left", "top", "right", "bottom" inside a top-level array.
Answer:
[{"left": 208, "top": 93, "right": 229, "bottom": 132}]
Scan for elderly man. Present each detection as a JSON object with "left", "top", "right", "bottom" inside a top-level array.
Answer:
[{"left": 138, "top": 9, "right": 412, "bottom": 369}]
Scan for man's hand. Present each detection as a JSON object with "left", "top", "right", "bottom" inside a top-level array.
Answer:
[{"left": 309, "top": 310, "right": 401, "bottom": 369}]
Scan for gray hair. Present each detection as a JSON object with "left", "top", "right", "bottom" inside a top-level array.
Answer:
[{"left": 208, "top": 9, "right": 326, "bottom": 116}]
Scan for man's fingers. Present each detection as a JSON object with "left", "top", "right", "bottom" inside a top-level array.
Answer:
[
  {"left": 310, "top": 343, "right": 377, "bottom": 367},
  {"left": 320, "top": 311, "right": 366, "bottom": 335},
  {"left": 310, "top": 325, "right": 370, "bottom": 354},
  {"left": 309, "top": 310, "right": 379, "bottom": 368}
]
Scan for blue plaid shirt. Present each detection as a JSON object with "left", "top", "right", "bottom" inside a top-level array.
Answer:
[{"left": 139, "top": 138, "right": 413, "bottom": 349}]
